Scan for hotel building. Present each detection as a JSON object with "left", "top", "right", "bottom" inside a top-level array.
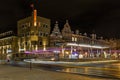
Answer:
[{"left": 0, "top": 9, "right": 112, "bottom": 60}]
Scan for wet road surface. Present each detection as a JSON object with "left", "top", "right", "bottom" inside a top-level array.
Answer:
[
  {"left": 55, "top": 62, "right": 120, "bottom": 79},
  {"left": 8, "top": 60, "right": 120, "bottom": 79}
]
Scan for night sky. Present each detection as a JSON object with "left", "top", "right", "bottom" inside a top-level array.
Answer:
[{"left": 0, "top": 0, "right": 120, "bottom": 39}]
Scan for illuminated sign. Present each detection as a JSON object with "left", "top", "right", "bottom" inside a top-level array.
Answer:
[
  {"left": 19, "top": 48, "right": 25, "bottom": 51},
  {"left": 7, "top": 49, "right": 12, "bottom": 53},
  {"left": 34, "top": 9, "right": 37, "bottom": 26}
]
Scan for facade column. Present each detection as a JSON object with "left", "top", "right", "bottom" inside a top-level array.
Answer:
[
  {"left": 101, "top": 48, "right": 103, "bottom": 58},
  {"left": 43, "top": 45, "right": 46, "bottom": 51},
  {"left": 61, "top": 45, "right": 65, "bottom": 58},
  {"left": 90, "top": 47, "right": 93, "bottom": 58},
  {"left": 71, "top": 46, "right": 73, "bottom": 59}
]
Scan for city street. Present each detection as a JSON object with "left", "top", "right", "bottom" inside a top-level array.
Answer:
[
  {"left": 0, "top": 64, "right": 114, "bottom": 80},
  {"left": 24, "top": 59, "right": 120, "bottom": 79},
  {"left": 0, "top": 59, "right": 120, "bottom": 80}
]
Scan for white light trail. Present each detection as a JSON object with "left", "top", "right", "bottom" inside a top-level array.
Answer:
[{"left": 66, "top": 43, "right": 109, "bottom": 49}]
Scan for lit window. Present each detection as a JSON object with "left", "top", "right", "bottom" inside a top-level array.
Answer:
[
  {"left": 75, "top": 38, "right": 77, "bottom": 42},
  {"left": 72, "top": 37, "right": 74, "bottom": 41},
  {"left": 28, "top": 22, "right": 31, "bottom": 27},
  {"left": 38, "top": 22, "right": 40, "bottom": 27}
]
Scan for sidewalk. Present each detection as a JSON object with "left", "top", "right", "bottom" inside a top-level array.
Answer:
[{"left": 0, "top": 65, "right": 113, "bottom": 80}]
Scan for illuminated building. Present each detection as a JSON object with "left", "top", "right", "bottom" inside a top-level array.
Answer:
[
  {"left": 50, "top": 21, "right": 63, "bottom": 47},
  {"left": 0, "top": 31, "right": 17, "bottom": 60},
  {"left": 0, "top": 10, "right": 113, "bottom": 60},
  {"left": 50, "top": 20, "right": 110, "bottom": 59},
  {"left": 62, "top": 20, "right": 72, "bottom": 42},
  {"left": 17, "top": 9, "right": 50, "bottom": 53}
]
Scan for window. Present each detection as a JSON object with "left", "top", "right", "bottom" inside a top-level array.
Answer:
[
  {"left": 46, "top": 33, "right": 48, "bottom": 37},
  {"left": 43, "top": 24, "right": 45, "bottom": 28},
  {"left": 25, "top": 42, "right": 27, "bottom": 45},
  {"left": 72, "top": 37, "right": 74, "bottom": 41},
  {"left": 39, "top": 32, "right": 42, "bottom": 36},
  {"left": 45, "top": 24, "right": 48, "bottom": 28},
  {"left": 20, "top": 34, "right": 24, "bottom": 37},
  {"left": 28, "top": 22, "right": 31, "bottom": 27},
  {"left": 39, "top": 32, "right": 44, "bottom": 36},
  {"left": 43, "top": 33, "right": 45, "bottom": 36},
  {"left": 27, "top": 32, "right": 30, "bottom": 36},
  {"left": 39, "top": 41, "right": 42, "bottom": 45},
  {"left": 42, "top": 24, "right": 48, "bottom": 28},
  {"left": 21, "top": 25, "right": 24, "bottom": 28},
  {"left": 39, "top": 32, "right": 41, "bottom": 36},
  {"left": 55, "top": 33, "right": 58, "bottom": 36},
  {"left": 54, "top": 42, "right": 56, "bottom": 46},
  {"left": 31, "top": 31, "right": 34, "bottom": 35},
  {"left": 75, "top": 38, "right": 77, "bottom": 42},
  {"left": 38, "top": 22, "right": 40, "bottom": 27}
]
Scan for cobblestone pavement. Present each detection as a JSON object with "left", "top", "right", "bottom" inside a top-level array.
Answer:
[{"left": 0, "top": 65, "right": 115, "bottom": 80}]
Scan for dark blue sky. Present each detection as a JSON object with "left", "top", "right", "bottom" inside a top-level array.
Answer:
[{"left": 0, "top": 0, "right": 120, "bottom": 39}]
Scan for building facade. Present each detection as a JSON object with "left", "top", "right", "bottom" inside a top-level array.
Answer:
[
  {"left": 15, "top": 9, "right": 51, "bottom": 60},
  {"left": 0, "top": 9, "right": 115, "bottom": 60},
  {"left": 50, "top": 20, "right": 110, "bottom": 59},
  {"left": 0, "top": 31, "right": 17, "bottom": 60}
]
